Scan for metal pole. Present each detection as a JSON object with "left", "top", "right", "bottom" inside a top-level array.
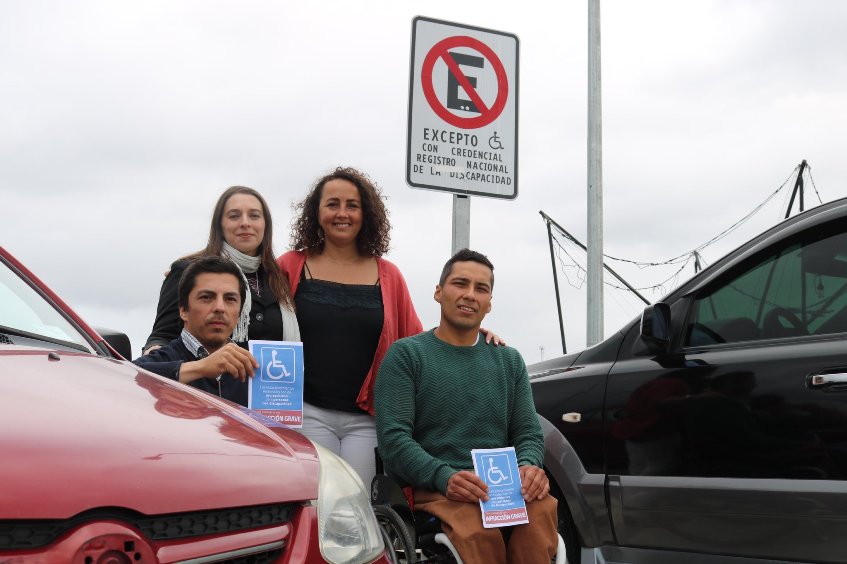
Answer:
[
  {"left": 799, "top": 159, "right": 806, "bottom": 213},
  {"left": 546, "top": 219, "right": 567, "bottom": 354},
  {"left": 452, "top": 194, "right": 470, "bottom": 254},
  {"left": 587, "top": 0, "right": 604, "bottom": 345},
  {"left": 540, "top": 211, "right": 649, "bottom": 305},
  {"left": 785, "top": 160, "right": 808, "bottom": 219}
]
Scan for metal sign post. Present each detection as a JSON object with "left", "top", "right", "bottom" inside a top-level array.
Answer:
[
  {"left": 587, "top": 0, "right": 604, "bottom": 346},
  {"left": 407, "top": 16, "right": 519, "bottom": 253},
  {"left": 452, "top": 194, "right": 470, "bottom": 253}
]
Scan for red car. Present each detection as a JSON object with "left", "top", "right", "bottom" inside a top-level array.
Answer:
[{"left": 0, "top": 247, "right": 391, "bottom": 564}]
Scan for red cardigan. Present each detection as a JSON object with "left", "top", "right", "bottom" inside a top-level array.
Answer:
[{"left": 278, "top": 251, "right": 423, "bottom": 415}]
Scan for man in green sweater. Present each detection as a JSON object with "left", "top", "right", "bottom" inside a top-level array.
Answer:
[{"left": 375, "top": 249, "right": 558, "bottom": 563}]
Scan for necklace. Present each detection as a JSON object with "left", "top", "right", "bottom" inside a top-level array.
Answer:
[
  {"left": 323, "top": 254, "right": 360, "bottom": 266},
  {"left": 245, "top": 271, "right": 261, "bottom": 297},
  {"left": 327, "top": 258, "right": 358, "bottom": 266}
]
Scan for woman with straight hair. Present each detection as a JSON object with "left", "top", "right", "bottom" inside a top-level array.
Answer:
[{"left": 144, "top": 186, "right": 300, "bottom": 362}]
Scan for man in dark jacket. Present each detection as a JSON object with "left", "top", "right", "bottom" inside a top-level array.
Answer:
[{"left": 134, "top": 256, "right": 258, "bottom": 405}]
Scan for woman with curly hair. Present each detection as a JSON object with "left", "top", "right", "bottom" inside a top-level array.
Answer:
[{"left": 278, "top": 167, "right": 422, "bottom": 484}]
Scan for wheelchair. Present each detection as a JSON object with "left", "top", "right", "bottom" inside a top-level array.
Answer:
[{"left": 370, "top": 456, "right": 567, "bottom": 564}]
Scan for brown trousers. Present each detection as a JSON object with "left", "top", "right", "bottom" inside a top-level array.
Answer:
[{"left": 415, "top": 490, "right": 558, "bottom": 564}]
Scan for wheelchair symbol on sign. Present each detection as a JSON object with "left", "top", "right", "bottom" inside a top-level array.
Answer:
[
  {"left": 488, "top": 131, "right": 504, "bottom": 150},
  {"left": 484, "top": 455, "right": 513, "bottom": 487},
  {"left": 262, "top": 348, "right": 295, "bottom": 383}
]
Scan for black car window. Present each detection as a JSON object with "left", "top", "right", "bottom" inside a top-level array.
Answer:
[{"left": 686, "top": 228, "right": 847, "bottom": 346}]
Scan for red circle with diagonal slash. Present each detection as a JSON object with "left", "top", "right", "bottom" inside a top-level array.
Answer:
[{"left": 421, "top": 35, "right": 509, "bottom": 129}]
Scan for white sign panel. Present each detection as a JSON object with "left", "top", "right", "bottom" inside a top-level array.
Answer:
[{"left": 407, "top": 16, "right": 519, "bottom": 199}]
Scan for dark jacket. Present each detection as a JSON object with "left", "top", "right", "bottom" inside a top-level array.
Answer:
[
  {"left": 133, "top": 338, "right": 248, "bottom": 406},
  {"left": 144, "top": 258, "right": 284, "bottom": 351}
]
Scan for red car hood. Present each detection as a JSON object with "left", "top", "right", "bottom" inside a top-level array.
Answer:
[{"left": 0, "top": 346, "right": 319, "bottom": 519}]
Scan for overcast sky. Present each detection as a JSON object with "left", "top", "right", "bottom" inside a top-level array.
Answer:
[{"left": 3, "top": 0, "right": 847, "bottom": 363}]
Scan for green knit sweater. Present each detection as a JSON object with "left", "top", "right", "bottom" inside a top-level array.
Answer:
[{"left": 375, "top": 329, "right": 544, "bottom": 494}]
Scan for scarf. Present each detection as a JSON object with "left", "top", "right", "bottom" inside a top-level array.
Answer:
[{"left": 221, "top": 242, "right": 300, "bottom": 343}]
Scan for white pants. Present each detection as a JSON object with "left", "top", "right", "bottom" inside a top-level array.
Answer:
[{"left": 299, "top": 401, "right": 377, "bottom": 486}]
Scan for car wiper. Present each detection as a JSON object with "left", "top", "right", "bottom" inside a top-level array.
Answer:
[{"left": 0, "top": 324, "right": 89, "bottom": 353}]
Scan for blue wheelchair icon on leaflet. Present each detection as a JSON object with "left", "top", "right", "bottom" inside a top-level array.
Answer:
[
  {"left": 260, "top": 348, "right": 295, "bottom": 383},
  {"left": 484, "top": 454, "right": 513, "bottom": 487}
]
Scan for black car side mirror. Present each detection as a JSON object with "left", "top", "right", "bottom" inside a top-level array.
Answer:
[
  {"left": 640, "top": 302, "right": 671, "bottom": 354},
  {"left": 93, "top": 326, "right": 132, "bottom": 360}
]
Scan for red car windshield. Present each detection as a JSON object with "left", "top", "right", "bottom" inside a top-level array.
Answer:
[{"left": 0, "top": 259, "right": 94, "bottom": 353}]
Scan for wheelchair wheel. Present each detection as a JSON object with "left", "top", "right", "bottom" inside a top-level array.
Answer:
[{"left": 374, "top": 504, "right": 418, "bottom": 563}]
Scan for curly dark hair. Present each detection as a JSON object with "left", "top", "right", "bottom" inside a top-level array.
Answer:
[{"left": 290, "top": 167, "right": 391, "bottom": 257}]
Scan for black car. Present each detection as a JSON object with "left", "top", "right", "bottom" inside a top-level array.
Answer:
[{"left": 531, "top": 197, "right": 847, "bottom": 564}]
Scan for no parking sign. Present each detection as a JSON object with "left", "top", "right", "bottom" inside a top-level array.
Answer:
[{"left": 407, "top": 17, "right": 519, "bottom": 199}]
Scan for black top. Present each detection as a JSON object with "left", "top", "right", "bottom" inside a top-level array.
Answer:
[
  {"left": 132, "top": 338, "right": 248, "bottom": 406},
  {"left": 145, "top": 258, "right": 284, "bottom": 350},
  {"left": 294, "top": 278, "right": 384, "bottom": 413}
]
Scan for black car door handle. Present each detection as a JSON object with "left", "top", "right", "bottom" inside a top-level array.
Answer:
[{"left": 809, "top": 372, "right": 847, "bottom": 387}]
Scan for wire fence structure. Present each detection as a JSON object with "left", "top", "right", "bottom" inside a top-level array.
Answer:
[{"left": 541, "top": 161, "right": 823, "bottom": 354}]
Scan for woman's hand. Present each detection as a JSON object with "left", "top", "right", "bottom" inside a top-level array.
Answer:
[{"left": 480, "top": 327, "right": 506, "bottom": 346}]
